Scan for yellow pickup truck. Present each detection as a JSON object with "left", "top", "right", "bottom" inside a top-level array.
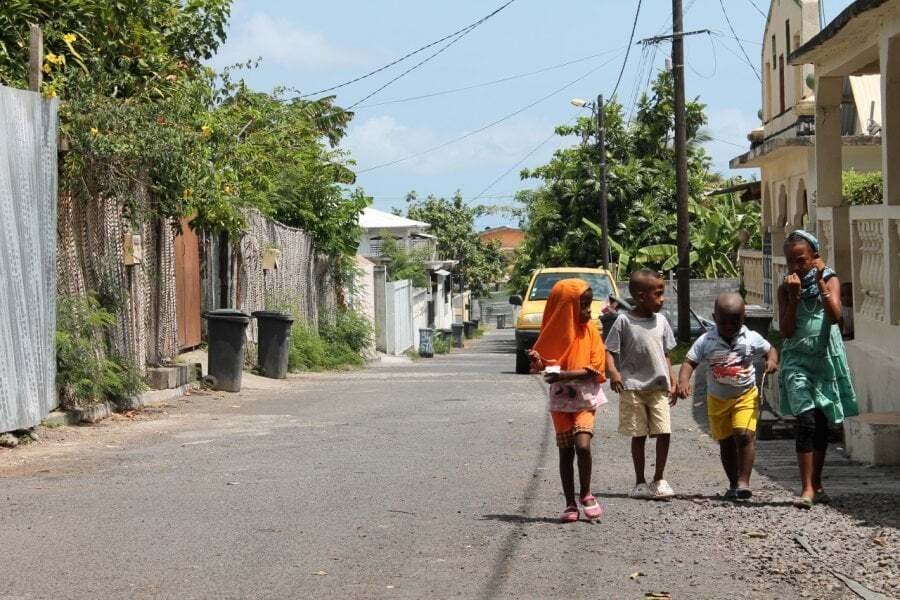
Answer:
[{"left": 509, "top": 267, "right": 619, "bottom": 374}]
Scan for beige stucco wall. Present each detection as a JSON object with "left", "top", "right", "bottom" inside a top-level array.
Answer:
[{"left": 761, "top": 0, "right": 819, "bottom": 128}]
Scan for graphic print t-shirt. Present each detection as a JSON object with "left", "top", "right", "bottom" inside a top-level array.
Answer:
[{"left": 685, "top": 326, "right": 771, "bottom": 399}]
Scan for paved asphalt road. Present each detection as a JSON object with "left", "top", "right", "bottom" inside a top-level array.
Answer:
[{"left": 1, "top": 330, "right": 897, "bottom": 599}]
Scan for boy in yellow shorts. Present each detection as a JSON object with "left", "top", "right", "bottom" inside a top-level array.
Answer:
[{"left": 677, "top": 293, "right": 777, "bottom": 500}]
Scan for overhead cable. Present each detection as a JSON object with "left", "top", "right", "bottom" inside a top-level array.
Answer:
[
  {"left": 354, "top": 47, "right": 628, "bottom": 109},
  {"left": 610, "top": 0, "right": 644, "bottom": 100},
  {"left": 718, "top": 0, "right": 761, "bottom": 82},
  {"left": 356, "top": 51, "right": 626, "bottom": 174},
  {"left": 297, "top": 0, "right": 517, "bottom": 99}
]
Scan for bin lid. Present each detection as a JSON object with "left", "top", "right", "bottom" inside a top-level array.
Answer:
[
  {"left": 203, "top": 309, "right": 251, "bottom": 323},
  {"left": 251, "top": 310, "right": 295, "bottom": 322}
]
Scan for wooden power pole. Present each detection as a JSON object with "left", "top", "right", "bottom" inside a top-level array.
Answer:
[
  {"left": 672, "top": 0, "right": 691, "bottom": 342},
  {"left": 28, "top": 24, "right": 43, "bottom": 92},
  {"left": 596, "top": 94, "right": 609, "bottom": 270}
]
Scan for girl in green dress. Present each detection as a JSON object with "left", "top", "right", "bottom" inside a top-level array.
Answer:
[{"left": 778, "top": 230, "right": 858, "bottom": 508}]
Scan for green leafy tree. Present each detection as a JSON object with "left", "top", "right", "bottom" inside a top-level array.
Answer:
[
  {"left": 404, "top": 192, "right": 504, "bottom": 297},
  {"left": 510, "top": 70, "right": 752, "bottom": 292},
  {"left": 381, "top": 236, "right": 430, "bottom": 288}
]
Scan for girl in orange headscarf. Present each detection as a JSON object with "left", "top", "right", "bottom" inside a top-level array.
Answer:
[{"left": 528, "top": 278, "right": 607, "bottom": 522}]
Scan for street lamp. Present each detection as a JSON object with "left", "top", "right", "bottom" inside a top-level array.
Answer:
[{"left": 571, "top": 95, "right": 610, "bottom": 271}]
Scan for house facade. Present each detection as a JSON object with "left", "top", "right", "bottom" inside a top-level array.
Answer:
[
  {"left": 789, "top": 0, "right": 900, "bottom": 464},
  {"left": 731, "top": 0, "right": 881, "bottom": 313}
]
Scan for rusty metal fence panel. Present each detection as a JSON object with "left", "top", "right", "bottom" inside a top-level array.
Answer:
[{"left": 0, "top": 85, "right": 58, "bottom": 432}]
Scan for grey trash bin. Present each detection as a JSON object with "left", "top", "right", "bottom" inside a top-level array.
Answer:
[
  {"left": 203, "top": 309, "right": 251, "bottom": 392},
  {"left": 252, "top": 311, "right": 294, "bottom": 379},
  {"left": 451, "top": 324, "right": 465, "bottom": 348},
  {"left": 496, "top": 314, "right": 506, "bottom": 329},
  {"left": 419, "top": 328, "right": 435, "bottom": 358}
]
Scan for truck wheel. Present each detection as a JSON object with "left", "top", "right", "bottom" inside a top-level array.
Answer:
[{"left": 515, "top": 346, "right": 531, "bottom": 374}]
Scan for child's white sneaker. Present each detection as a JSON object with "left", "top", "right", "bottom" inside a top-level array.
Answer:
[
  {"left": 629, "top": 483, "right": 654, "bottom": 499},
  {"left": 651, "top": 479, "right": 675, "bottom": 499}
]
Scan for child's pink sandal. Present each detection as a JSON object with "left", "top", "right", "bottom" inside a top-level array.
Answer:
[
  {"left": 580, "top": 495, "right": 603, "bottom": 520},
  {"left": 560, "top": 505, "right": 579, "bottom": 523}
]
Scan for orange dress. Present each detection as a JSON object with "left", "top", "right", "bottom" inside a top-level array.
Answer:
[{"left": 532, "top": 279, "right": 607, "bottom": 444}]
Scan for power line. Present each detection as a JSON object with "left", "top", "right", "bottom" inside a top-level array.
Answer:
[
  {"left": 356, "top": 51, "right": 626, "bottom": 174},
  {"left": 718, "top": 0, "right": 761, "bottom": 82},
  {"left": 348, "top": 28, "right": 474, "bottom": 108},
  {"left": 708, "top": 136, "right": 747, "bottom": 148},
  {"left": 745, "top": 0, "right": 767, "bottom": 19},
  {"left": 472, "top": 119, "right": 576, "bottom": 201},
  {"left": 710, "top": 29, "right": 763, "bottom": 46},
  {"left": 713, "top": 36, "right": 761, "bottom": 81},
  {"left": 610, "top": 0, "right": 644, "bottom": 100},
  {"left": 686, "top": 32, "right": 718, "bottom": 79},
  {"left": 296, "top": 0, "right": 517, "bottom": 99},
  {"left": 354, "top": 47, "right": 627, "bottom": 109}
]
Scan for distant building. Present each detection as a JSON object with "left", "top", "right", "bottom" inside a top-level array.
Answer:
[
  {"left": 357, "top": 207, "right": 436, "bottom": 261},
  {"left": 479, "top": 226, "right": 525, "bottom": 256}
]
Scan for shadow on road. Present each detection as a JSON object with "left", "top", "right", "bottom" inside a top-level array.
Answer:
[
  {"left": 480, "top": 514, "right": 561, "bottom": 525},
  {"left": 478, "top": 390, "right": 551, "bottom": 600}
]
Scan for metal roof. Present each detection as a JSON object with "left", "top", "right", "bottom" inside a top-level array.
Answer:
[{"left": 358, "top": 207, "right": 430, "bottom": 230}]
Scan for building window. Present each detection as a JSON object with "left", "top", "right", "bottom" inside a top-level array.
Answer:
[
  {"left": 772, "top": 35, "right": 777, "bottom": 69},
  {"left": 785, "top": 20, "right": 790, "bottom": 56}
]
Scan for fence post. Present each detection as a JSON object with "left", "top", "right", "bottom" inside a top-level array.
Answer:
[{"left": 28, "top": 24, "right": 42, "bottom": 92}]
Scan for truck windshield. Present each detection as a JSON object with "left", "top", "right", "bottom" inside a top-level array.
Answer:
[{"left": 528, "top": 273, "right": 614, "bottom": 301}]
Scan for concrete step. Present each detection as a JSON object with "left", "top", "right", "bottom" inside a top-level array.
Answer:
[
  {"left": 844, "top": 412, "right": 900, "bottom": 465},
  {"left": 146, "top": 363, "right": 202, "bottom": 390}
]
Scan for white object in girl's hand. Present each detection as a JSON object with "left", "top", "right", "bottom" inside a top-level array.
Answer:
[{"left": 544, "top": 365, "right": 561, "bottom": 375}]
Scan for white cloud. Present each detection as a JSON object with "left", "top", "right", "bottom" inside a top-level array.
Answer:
[
  {"left": 703, "top": 107, "right": 761, "bottom": 175},
  {"left": 345, "top": 115, "right": 569, "bottom": 175},
  {"left": 213, "top": 13, "right": 363, "bottom": 70}
]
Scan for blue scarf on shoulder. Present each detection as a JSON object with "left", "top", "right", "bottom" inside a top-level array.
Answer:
[{"left": 787, "top": 230, "right": 836, "bottom": 299}]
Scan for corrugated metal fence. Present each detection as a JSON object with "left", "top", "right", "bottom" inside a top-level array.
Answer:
[{"left": 0, "top": 85, "right": 58, "bottom": 432}]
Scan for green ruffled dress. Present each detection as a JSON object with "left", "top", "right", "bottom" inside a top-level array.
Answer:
[{"left": 779, "top": 295, "right": 859, "bottom": 424}]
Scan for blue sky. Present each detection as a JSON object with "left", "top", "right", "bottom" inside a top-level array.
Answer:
[{"left": 211, "top": 0, "right": 854, "bottom": 228}]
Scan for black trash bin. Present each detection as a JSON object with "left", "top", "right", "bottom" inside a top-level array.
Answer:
[
  {"left": 451, "top": 323, "right": 465, "bottom": 348},
  {"left": 463, "top": 320, "right": 475, "bottom": 340},
  {"left": 252, "top": 311, "right": 295, "bottom": 379},
  {"left": 203, "top": 309, "right": 251, "bottom": 392},
  {"left": 472, "top": 319, "right": 480, "bottom": 330},
  {"left": 419, "top": 328, "right": 435, "bottom": 358},
  {"left": 496, "top": 314, "right": 506, "bottom": 329}
]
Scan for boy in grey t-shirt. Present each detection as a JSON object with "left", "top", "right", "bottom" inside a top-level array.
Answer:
[
  {"left": 677, "top": 293, "right": 777, "bottom": 500},
  {"left": 606, "top": 270, "right": 677, "bottom": 500}
]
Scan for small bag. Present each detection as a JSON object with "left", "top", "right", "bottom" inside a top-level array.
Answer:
[{"left": 548, "top": 380, "right": 608, "bottom": 411}]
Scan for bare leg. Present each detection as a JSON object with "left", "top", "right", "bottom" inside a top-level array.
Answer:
[
  {"left": 719, "top": 437, "right": 738, "bottom": 488},
  {"left": 652, "top": 433, "right": 670, "bottom": 482},
  {"left": 631, "top": 436, "right": 647, "bottom": 485},
  {"left": 813, "top": 449, "right": 827, "bottom": 491},
  {"left": 574, "top": 432, "right": 593, "bottom": 498},
  {"left": 734, "top": 429, "right": 756, "bottom": 489},
  {"left": 558, "top": 447, "right": 576, "bottom": 506},
  {"left": 797, "top": 452, "right": 815, "bottom": 500}
]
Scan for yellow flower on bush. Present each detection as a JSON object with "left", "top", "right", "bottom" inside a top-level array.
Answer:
[
  {"left": 62, "top": 33, "right": 77, "bottom": 44},
  {"left": 42, "top": 63, "right": 51, "bottom": 74},
  {"left": 200, "top": 125, "right": 212, "bottom": 137},
  {"left": 46, "top": 53, "right": 65, "bottom": 65},
  {"left": 90, "top": 127, "right": 98, "bottom": 135},
  {"left": 223, "top": 185, "right": 232, "bottom": 195},
  {"left": 182, "top": 188, "right": 194, "bottom": 199}
]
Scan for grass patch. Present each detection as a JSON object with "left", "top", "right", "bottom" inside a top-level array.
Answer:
[
  {"left": 433, "top": 335, "right": 451, "bottom": 355},
  {"left": 474, "top": 327, "right": 486, "bottom": 338},
  {"left": 287, "top": 309, "right": 373, "bottom": 372}
]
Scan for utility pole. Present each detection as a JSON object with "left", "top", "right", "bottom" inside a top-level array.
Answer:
[
  {"left": 672, "top": 0, "right": 691, "bottom": 342},
  {"left": 596, "top": 94, "right": 609, "bottom": 270}
]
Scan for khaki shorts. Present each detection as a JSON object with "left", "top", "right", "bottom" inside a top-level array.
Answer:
[{"left": 618, "top": 390, "right": 672, "bottom": 437}]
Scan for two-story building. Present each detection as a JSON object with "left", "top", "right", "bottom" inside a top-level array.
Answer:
[
  {"left": 731, "top": 0, "right": 881, "bottom": 314},
  {"left": 788, "top": 0, "right": 900, "bottom": 465}
]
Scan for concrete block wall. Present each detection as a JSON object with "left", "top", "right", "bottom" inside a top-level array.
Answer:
[{"left": 617, "top": 278, "right": 741, "bottom": 323}]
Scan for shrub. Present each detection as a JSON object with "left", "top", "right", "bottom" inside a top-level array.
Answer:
[
  {"left": 288, "top": 309, "right": 373, "bottom": 372},
  {"left": 842, "top": 170, "right": 883, "bottom": 206},
  {"left": 433, "top": 335, "right": 451, "bottom": 355},
  {"left": 56, "top": 295, "right": 145, "bottom": 408}
]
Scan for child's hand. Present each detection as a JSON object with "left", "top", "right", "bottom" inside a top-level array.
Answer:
[
  {"left": 676, "top": 380, "right": 692, "bottom": 399},
  {"left": 527, "top": 350, "right": 543, "bottom": 373},
  {"left": 609, "top": 370, "right": 624, "bottom": 394},
  {"left": 765, "top": 358, "right": 778, "bottom": 374},
  {"left": 785, "top": 273, "right": 802, "bottom": 299},
  {"left": 669, "top": 384, "right": 678, "bottom": 406}
]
